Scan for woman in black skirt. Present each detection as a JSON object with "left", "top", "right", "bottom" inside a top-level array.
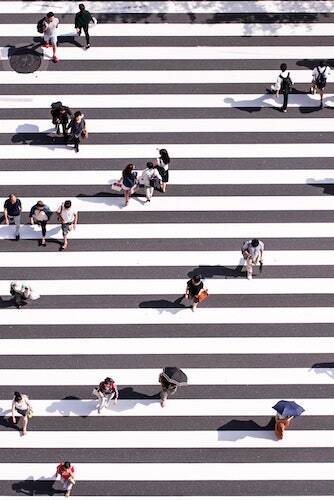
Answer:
[
  {"left": 185, "top": 275, "right": 205, "bottom": 312},
  {"left": 156, "top": 148, "right": 170, "bottom": 193}
]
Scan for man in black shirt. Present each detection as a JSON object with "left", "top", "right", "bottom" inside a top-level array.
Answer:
[
  {"left": 75, "top": 3, "right": 94, "bottom": 49},
  {"left": 3, "top": 193, "right": 22, "bottom": 240}
]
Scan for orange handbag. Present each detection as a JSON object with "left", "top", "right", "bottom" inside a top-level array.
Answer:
[{"left": 196, "top": 289, "right": 209, "bottom": 302}]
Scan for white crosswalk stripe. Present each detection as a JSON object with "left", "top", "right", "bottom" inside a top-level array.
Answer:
[{"left": 1, "top": 0, "right": 333, "bottom": 498}]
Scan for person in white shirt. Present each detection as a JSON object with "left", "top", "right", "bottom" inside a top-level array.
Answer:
[
  {"left": 139, "top": 162, "right": 162, "bottom": 202},
  {"left": 310, "top": 60, "right": 330, "bottom": 108},
  {"left": 12, "top": 391, "right": 32, "bottom": 435},
  {"left": 10, "top": 281, "right": 40, "bottom": 308},
  {"left": 271, "top": 63, "right": 292, "bottom": 113},
  {"left": 241, "top": 239, "right": 264, "bottom": 280},
  {"left": 56, "top": 200, "right": 78, "bottom": 250},
  {"left": 43, "top": 11, "right": 59, "bottom": 62}
]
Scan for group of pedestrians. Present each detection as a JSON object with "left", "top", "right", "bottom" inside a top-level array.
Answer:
[
  {"left": 38, "top": 4, "right": 95, "bottom": 62},
  {"left": 51, "top": 104, "right": 88, "bottom": 152},
  {"left": 2, "top": 195, "right": 78, "bottom": 250},
  {"left": 119, "top": 149, "right": 170, "bottom": 206},
  {"left": 272, "top": 61, "right": 330, "bottom": 111}
]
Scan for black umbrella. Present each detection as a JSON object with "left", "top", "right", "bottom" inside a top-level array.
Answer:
[{"left": 163, "top": 367, "right": 188, "bottom": 386}]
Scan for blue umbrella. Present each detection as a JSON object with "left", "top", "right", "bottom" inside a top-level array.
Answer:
[{"left": 272, "top": 400, "right": 305, "bottom": 417}]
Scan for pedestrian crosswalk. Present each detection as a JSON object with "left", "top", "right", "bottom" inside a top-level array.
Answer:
[{"left": 2, "top": 0, "right": 334, "bottom": 498}]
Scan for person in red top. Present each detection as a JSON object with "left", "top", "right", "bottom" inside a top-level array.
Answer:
[{"left": 56, "top": 461, "right": 75, "bottom": 497}]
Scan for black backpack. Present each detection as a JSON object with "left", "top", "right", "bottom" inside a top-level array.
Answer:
[
  {"left": 316, "top": 66, "right": 327, "bottom": 89},
  {"left": 280, "top": 72, "right": 292, "bottom": 93},
  {"left": 37, "top": 17, "right": 46, "bottom": 33}
]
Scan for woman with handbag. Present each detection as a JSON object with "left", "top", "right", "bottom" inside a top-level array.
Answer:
[
  {"left": 121, "top": 163, "right": 138, "bottom": 206},
  {"left": 156, "top": 148, "right": 170, "bottom": 193},
  {"left": 184, "top": 275, "right": 208, "bottom": 312},
  {"left": 11, "top": 391, "right": 33, "bottom": 435},
  {"left": 139, "top": 161, "right": 162, "bottom": 202},
  {"left": 29, "top": 200, "right": 52, "bottom": 247},
  {"left": 66, "top": 111, "right": 87, "bottom": 153}
]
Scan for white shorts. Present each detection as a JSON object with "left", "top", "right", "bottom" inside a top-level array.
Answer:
[{"left": 44, "top": 33, "right": 57, "bottom": 44}]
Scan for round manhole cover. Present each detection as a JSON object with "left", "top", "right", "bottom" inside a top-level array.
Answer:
[{"left": 9, "top": 48, "right": 42, "bottom": 73}]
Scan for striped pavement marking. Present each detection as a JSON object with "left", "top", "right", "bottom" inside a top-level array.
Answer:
[
  {"left": 1, "top": 336, "right": 334, "bottom": 355},
  {"left": 2, "top": 307, "right": 334, "bottom": 326},
  {"left": 11, "top": 45, "right": 334, "bottom": 61},
  {"left": 2, "top": 169, "right": 333, "bottom": 185},
  {"left": 5, "top": 118, "right": 334, "bottom": 133},
  {"left": 1, "top": 1, "right": 334, "bottom": 14},
  {"left": 0, "top": 94, "right": 331, "bottom": 109},
  {"left": 1, "top": 222, "right": 334, "bottom": 239},
  {"left": 0, "top": 367, "right": 332, "bottom": 386},
  {"left": 1, "top": 250, "right": 331, "bottom": 268},
  {"left": 3, "top": 398, "right": 333, "bottom": 417},
  {"left": 0, "top": 367, "right": 333, "bottom": 386},
  {"left": 2, "top": 197, "right": 334, "bottom": 213},
  {"left": 0, "top": 462, "right": 332, "bottom": 481},
  {"left": 0, "top": 70, "right": 323, "bottom": 85},
  {"left": 2, "top": 278, "right": 334, "bottom": 297},
  {"left": 3, "top": 23, "right": 334, "bottom": 37},
  {"left": 0, "top": 144, "right": 333, "bottom": 159},
  {"left": 0, "top": 430, "right": 333, "bottom": 449}
]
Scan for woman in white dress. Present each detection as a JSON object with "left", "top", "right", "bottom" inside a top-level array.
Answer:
[{"left": 11, "top": 391, "right": 32, "bottom": 435}]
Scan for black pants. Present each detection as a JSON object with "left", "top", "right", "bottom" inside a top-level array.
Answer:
[
  {"left": 78, "top": 24, "right": 90, "bottom": 45},
  {"left": 38, "top": 220, "right": 47, "bottom": 237},
  {"left": 282, "top": 92, "right": 289, "bottom": 111},
  {"left": 56, "top": 120, "right": 69, "bottom": 138}
]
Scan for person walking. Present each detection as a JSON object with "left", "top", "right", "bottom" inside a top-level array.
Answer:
[
  {"left": 310, "top": 60, "right": 330, "bottom": 109},
  {"left": 43, "top": 12, "right": 59, "bottom": 63},
  {"left": 121, "top": 163, "right": 138, "bottom": 206},
  {"left": 56, "top": 200, "right": 78, "bottom": 250},
  {"left": 10, "top": 281, "right": 40, "bottom": 308},
  {"left": 184, "top": 275, "right": 207, "bottom": 312},
  {"left": 241, "top": 239, "right": 264, "bottom": 280},
  {"left": 11, "top": 391, "right": 32, "bottom": 436},
  {"left": 275, "top": 413, "right": 294, "bottom": 440},
  {"left": 93, "top": 377, "right": 119, "bottom": 413},
  {"left": 3, "top": 193, "right": 22, "bottom": 240},
  {"left": 56, "top": 462, "right": 76, "bottom": 497},
  {"left": 156, "top": 148, "right": 170, "bottom": 193},
  {"left": 51, "top": 103, "right": 72, "bottom": 139},
  {"left": 140, "top": 162, "right": 162, "bottom": 202},
  {"left": 29, "top": 200, "right": 52, "bottom": 247},
  {"left": 67, "top": 111, "right": 87, "bottom": 153},
  {"left": 159, "top": 371, "right": 177, "bottom": 408},
  {"left": 75, "top": 3, "right": 94, "bottom": 50},
  {"left": 271, "top": 63, "right": 292, "bottom": 113}
]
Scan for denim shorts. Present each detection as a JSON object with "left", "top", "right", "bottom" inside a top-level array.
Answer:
[{"left": 44, "top": 33, "right": 57, "bottom": 44}]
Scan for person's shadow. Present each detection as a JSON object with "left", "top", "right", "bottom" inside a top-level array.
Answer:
[
  {"left": 139, "top": 296, "right": 187, "bottom": 311},
  {"left": 311, "top": 362, "right": 334, "bottom": 379},
  {"left": 224, "top": 95, "right": 282, "bottom": 113},
  {"left": 46, "top": 396, "right": 92, "bottom": 418},
  {"left": 188, "top": 264, "right": 245, "bottom": 279},
  {"left": 306, "top": 177, "right": 334, "bottom": 196},
  {"left": 0, "top": 297, "right": 17, "bottom": 309},
  {"left": 12, "top": 477, "right": 61, "bottom": 496},
  {"left": 11, "top": 124, "right": 65, "bottom": 146},
  {"left": 217, "top": 417, "right": 275, "bottom": 442}
]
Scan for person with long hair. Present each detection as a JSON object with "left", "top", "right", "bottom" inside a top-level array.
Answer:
[
  {"left": 156, "top": 148, "right": 170, "bottom": 193},
  {"left": 11, "top": 391, "right": 32, "bottom": 435},
  {"left": 121, "top": 163, "right": 138, "bottom": 206}
]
